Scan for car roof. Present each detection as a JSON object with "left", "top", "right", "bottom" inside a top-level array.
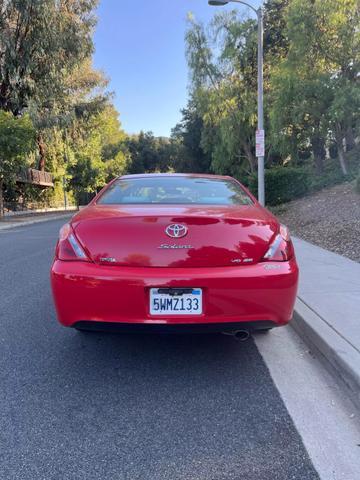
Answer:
[{"left": 119, "top": 173, "right": 233, "bottom": 181}]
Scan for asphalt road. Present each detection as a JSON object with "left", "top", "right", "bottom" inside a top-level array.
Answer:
[{"left": 0, "top": 219, "right": 319, "bottom": 480}]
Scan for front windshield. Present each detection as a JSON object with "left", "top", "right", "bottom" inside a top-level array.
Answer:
[{"left": 97, "top": 177, "right": 253, "bottom": 206}]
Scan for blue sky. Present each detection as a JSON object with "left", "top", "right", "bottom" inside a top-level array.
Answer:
[{"left": 94, "top": 0, "right": 258, "bottom": 137}]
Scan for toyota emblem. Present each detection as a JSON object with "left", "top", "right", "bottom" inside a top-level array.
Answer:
[{"left": 165, "top": 224, "right": 188, "bottom": 239}]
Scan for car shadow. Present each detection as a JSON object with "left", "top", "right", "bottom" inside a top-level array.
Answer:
[{"left": 55, "top": 330, "right": 258, "bottom": 389}]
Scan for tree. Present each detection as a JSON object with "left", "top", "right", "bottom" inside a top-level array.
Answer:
[
  {"left": 327, "top": 77, "right": 360, "bottom": 175},
  {"left": 126, "top": 132, "right": 170, "bottom": 174},
  {"left": 96, "top": 105, "right": 127, "bottom": 162},
  {"left": 0, "top": 111, "right": 35, "bottom": 216},
  {"left": 0, "top": 0, "right": 100, "bottom": 170},
  {"left": 105, "top": 150, "right": 130, "bottom": 182},
  {"left": 185, "top": 12, "right": 259, "bottom": 176},
  {"left": 270, "top": 0, "right": 359, "bottom": 175},
  {"left": 0, "top": 1, "right": 132, "bottom": 210},
  {"left": 0, "top": 0, "right": 97, "bottom": 114},
  {"left": 64, "top": 100, "right": 131, "bottom": 203},
  {"left": 270, "top": 67, "right": 332, "bottom": 172},
  {"left": 67, "top": 129, "right": 105, "bottom": 205},
  {"left": 171, "top": 100, "right": 212, "bottom": 173},
  {"left": 263, "top": 0, "right": 290, "bottom": 64}
]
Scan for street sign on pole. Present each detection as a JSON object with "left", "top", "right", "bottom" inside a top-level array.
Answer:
[{"left": 256, "top": 129, "right": 265, "bottom": 158}]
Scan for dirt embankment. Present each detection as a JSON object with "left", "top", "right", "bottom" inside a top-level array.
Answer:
[{"left": 273, "top": 182, "right": 360, "bottom": 263}]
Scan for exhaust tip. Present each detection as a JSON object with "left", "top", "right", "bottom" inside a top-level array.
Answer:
[
  {"left": 234, "top": 330, "right": 250, "bottom": 341},
  {"left": 222, "top": 330, "right": 250, "bottom": 341}
]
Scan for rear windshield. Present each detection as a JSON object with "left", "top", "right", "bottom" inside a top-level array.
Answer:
[{"left": 97, "top": 177, "right": 253, "bottom": 206}]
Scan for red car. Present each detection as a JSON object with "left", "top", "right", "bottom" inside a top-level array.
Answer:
[{"left": 51, "top": 174, "right": 298, "bottom": 337}]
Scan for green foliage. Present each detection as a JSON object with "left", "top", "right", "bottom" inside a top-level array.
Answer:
[
  {"left": 309, "top": 159, "right": 355, "bottom": 192},
  {"left": 269, "top": 0, "right": 359, "bottom": 174},
  {"left": 0, "top": 0, "right": 132, "bottom": 209},
  {"left": 0, "top": 111, "right": 35, "bottom": 180},
  {"left": 248, "top": 166, "right": 311, "bottom": 205},
  {"left": 105, "top": 151, "right": 130, "bottom": 182},
  {"left": 180, "top": 0, "right": 359, "bottom": 198},
  {"left": 0, "top": 0, "right": 98, "bottom": 115},
  {"left": 64, "top": 105, "right": 131, "bottom": 203},
  {"left": 264, "top": 0, "right": 290, "bottom": 63},
  {"left": 0, "top": 110, "right": 35, "bottom": 213},
  {"left": 126, "top": 132, "right": 173, "bottom": 174},
  {"left": 67, "top": 120, "right": 103, "bottom": 203},
  {"left": 185, "top": 12, "right": 259, "bottom": 175},
  {"left": 171, "top": 100, "right": 212, "bottom": 173},
  {"left": 247, "top": 148, "right": 360, "bottom": 205},
  {"left": 96, "top": 106, "right": 127, "bottom": 162}
]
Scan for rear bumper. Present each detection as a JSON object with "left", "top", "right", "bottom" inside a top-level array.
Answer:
[
  {"left": 73, "top": 320, "right": 277, "bottom": 334},
  {"left": 51, "top": 259, "right": 299, "bottom": 328}
]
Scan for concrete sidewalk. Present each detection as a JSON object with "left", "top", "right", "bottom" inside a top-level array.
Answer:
[
  {"left": 4, "top": 206, "right": 77, "bottom": 217},
  {"left": 292, "top": 238, "right": 360, "bottom": 407},
  {"left": 0, "top": 210, "right": 74, "bottom": 230}
]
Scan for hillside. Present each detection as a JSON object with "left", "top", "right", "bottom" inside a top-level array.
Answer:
[{"left": 273, "top": 182, "right": 360, "bottom": 263}]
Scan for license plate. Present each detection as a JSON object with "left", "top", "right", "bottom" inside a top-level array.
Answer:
[{"left": 150, "top": 288, "right": 203, "bottom": 315}]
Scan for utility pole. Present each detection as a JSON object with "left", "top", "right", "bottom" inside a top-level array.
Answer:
[
  {"left": 63, "top": 177, "right": 67, "bottom": 210},
  {"left": 256, "top": 6, "right": 265, "bottom": 206}
]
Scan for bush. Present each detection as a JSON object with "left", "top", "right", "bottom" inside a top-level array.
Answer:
[
  {"left": 309, "top": 157, "right": 357, "bottom": 192},
  {"left": 247, "top": 166, "right": 311, "bottom": 206},
  {"left": 242, "top": 147, "right": 360, "bottom": 205}
]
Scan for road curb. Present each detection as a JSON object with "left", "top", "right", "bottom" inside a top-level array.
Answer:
[
  {"left": 292, "top": 298, "right": 360, "bottom": 409},
  {"left": 0, "top": 212, "right": 73, "bottom": 231}
]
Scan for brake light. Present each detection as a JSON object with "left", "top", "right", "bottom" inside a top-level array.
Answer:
[
  {"left": 262, "top": 225, "right": 294, "bottom": 262},
  {"left": 56, "top": 223, "right": 90, "bottom": 262}
]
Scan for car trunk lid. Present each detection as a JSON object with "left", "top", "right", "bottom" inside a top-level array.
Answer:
[{"left": 73, "top": 205, "right": 278, "bottom": 267}]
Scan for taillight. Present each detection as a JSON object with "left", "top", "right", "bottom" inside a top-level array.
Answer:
[
  {"left": 56, "top": 223, "right": 91, "bottom": 262},
  {"left": 262, "top": 225, "right": 294, "bottom": 262}
]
